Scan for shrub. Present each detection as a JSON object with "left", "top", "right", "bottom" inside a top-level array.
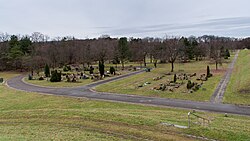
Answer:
[
  {"left": 187, "top": 80, "right": 194, "bottom": 89},
  {"left": 28, "top": 74, "right": 33, "bottom": 80},
  {"left": 225, "top": 49, "right": 230, "bottom": 58},
  {"left": 192, "top": 85, "right": 200, "bottom": 91},
  {"left": 99, "top": 62, "right": 105, "bottom": 77},
  {"left": 44, "top": 64, "right": 50, "bottom": 77},
  {"left": 0, "top": 78, "right": 3, "bottom": 83},
  {"left": 89, "top": 66, "right": 94, "bottom": 74},
  {"left": 50, "top": 70, "right": 61, "bottom": 82},
  {"left": 38, "top": 77, "right": 44, "bottom": 80},
  {"left": 63, "top": 65, "right": 71, "bottom": 72},
  {"left": 110, "top": 66, "right": 116, "bottom": 75},
  {"left": 133, "top": 67, "right": 136, "bottom": 71},
  {"left": 145, "top": 68, "right": 151, "bottom": 72}
]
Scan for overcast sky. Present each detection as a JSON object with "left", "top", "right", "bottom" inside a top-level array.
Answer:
[{"left": 1, "top": 0, "right": 250, "bottom": 38}]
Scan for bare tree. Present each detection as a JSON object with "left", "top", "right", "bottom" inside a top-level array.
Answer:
[
  {"left": 209, "top": 40, "right": 223, "bottom": 70},
  {"left": 31, "top": 32, "right": 45, "bottom": 42},
  {"left": 164, "top": 38, "right": 181, "bottom": 72}
]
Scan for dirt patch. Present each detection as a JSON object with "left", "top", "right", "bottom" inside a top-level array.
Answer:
[
  {"left": 239, "top": 89, "right": 250, "bottom": 94},
  {"left": 211, "top": 69, "right": 227, "bottom": 74}
]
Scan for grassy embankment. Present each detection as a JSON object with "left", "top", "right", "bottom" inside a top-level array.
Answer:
[
  {"left": 0, "top": 72, "right": 249, "bottom": 141},
  {"left": 224, "top": 49, "right": 250, "bottom": 105}
]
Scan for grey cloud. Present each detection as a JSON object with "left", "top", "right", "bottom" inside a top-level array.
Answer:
[{"left": 100, "top": 17, "right": 250, "bottom": 37}]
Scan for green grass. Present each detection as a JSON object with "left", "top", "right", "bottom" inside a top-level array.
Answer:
[
  {"left": 0, "top": 72, "right": 250, "bottom": 141},
  {"left": 224, "top": 49, "right": 250, "bottom": 105},
  {"left": 95, "top": 58, "right": 233, "bottom": 102}
]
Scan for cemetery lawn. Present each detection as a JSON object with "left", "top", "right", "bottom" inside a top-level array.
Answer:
[
  {"left": 0, "top": 72, "right": 250, "bottom": 141},
  {"left": 24, "top": 77, "right": 93, "bottom": 87},
  {"left": 95, "top": 57, "right": 234, "bottom": 102},
  {"left": 24, "top": 69, "right": 131, "bottom": 88},
  {"left": 224, "top": 49, "right": 250, "bottom": 105}
]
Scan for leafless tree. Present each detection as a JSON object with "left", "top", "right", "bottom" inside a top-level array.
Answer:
[
  {"left": 164, "top": 38, "right": 181, "bottom": 72},
  {"left": 209, "top": 40, "right": 223, "bottom": 70}
]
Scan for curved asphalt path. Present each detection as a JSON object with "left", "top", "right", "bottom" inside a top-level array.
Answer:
[{"left": 7, "top": 67, "right": 250, "bottom": 116}]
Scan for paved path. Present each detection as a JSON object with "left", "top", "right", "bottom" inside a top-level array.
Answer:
[
  {"left": 210, "top": 50, "right": 240, "bottom": 103},
  {"left": 7, "top": 70, "right": 250, "bottom": 116}
]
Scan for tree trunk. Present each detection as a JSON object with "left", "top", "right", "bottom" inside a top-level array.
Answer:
[
  {"left": 154, "top": 60, "right": 157, "bottom": 68},
  {"left": 216, "top": 62, "right": 218, "bottom": 70},
  {"left": 121, "top": 59, "right": 124, "bottom": 70},
  {"left": 171, "top": 62, "right": 174, "bottom": 72},
  {"left": 150, "top": 55, "right": 153, "bottom": 63},
  {"left": 143, "top": 56, "right": 147, "bottom": 67}
]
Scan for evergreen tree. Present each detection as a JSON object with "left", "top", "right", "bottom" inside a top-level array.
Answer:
[
  {"left": 50, "top": 70, "right": 61, "bottom": 82},
  {"left": 225, "top": 49, "right": 230, "bottom": 59},
  {"left": 19, "top": 36, "right": 32, "bottom": 54},
  {"left": 9, "top": 35, "right": 19, "bottom": 49},
  {"left": 99, "top": 61, "right": 105, "bottom": 77},
  {"left": 118, "top": 37, "right": 130, "bottom": 69},
  {"left": 110, "top": 66, "right": 116, "bottom": 75},
  {"left": 8, "top": 46, "right": 24, "bottom": 70},
  {"left": 44, "top": 64, "right": 50, "bottom": 77}
]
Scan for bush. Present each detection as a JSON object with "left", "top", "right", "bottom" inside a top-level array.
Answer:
[
  {"left": 0, "top": 78, "right": 3, "bottom": 83},
  {"left": 99, "top": 62, "right": 105, "bottom": 77},
  {"left": 28, "top": 74, "right": 33, "bottom": 80},
  {"left": 38, "top": 77, "right": 44, "bottom": 80},
  {"left": 225, "top": 49, "right": 230, "bottom": 58},
  {"left": 50, "top": 70, "right": 61, "bottom": 82},
  {"left": 145, "top": 68, "right": 151, "bottom": 72},
  {"left": 187, "top": 80, "right": 194, "bottom": 89},
  {"left": 44, "top": 64, "right": 50, "bottom": 77},
  {"left": 89, "top": 66, "right": 94, "bottom": 74},
  {"left": 110, "top": 66, "right": 116, "bottom": 75},
  {"left": 63, "top": 65, "right": 71, "bottom": 72},
  {"left": 192, "top": 85, "right": 200, "bottom": 91}
]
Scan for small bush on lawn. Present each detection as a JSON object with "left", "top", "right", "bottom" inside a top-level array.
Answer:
[
  {"left": 110, "top": 66, "right": 116, "bottom": 75},
  {"left": 89, "top": 66, "right": 94, "bottom": 74},
  {"left": 63, "top": 65, "right": 71, "bottom": 72},
  {"left": 50, "top": 70, "right": 62, "bottom": 82},
  {"left": 28, "top": 74, "right": 33, "bottom": 80},
  {"left": 38, "top": 77, "right": 44, "bottom": 80},
  {"left": 0, "top": 78, "right": 3, "bottom": 83},
  {"left": 44, "top": 64, "right": 50, "bottom": 77},
  {"left": 187, "top": 80, "right": 194, "bottom": 89}
]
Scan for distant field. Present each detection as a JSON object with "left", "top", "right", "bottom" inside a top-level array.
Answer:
[
  {"left": 0, "top": 72, "right": 249, "bottom": 140},
  {"left": 224, "top": 49, "right": 250, "bottom": 105},
  {"left": 95, "top": 57, "right": 233, "bottom": 102}
]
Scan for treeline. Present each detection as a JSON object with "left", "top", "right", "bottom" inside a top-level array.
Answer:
[{"left": 0, "top": 32, "right": 249, "bottom": 72}]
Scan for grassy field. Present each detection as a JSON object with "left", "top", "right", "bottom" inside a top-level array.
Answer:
[
  {"left": 95, "top": 58, "right": 233, "bottom": 102},
  {"left": 224, "top": 49, "right": 250, "bottom": 105},
  {"left": 1, "top": 72, "right": 250, "bottom": 141}
]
